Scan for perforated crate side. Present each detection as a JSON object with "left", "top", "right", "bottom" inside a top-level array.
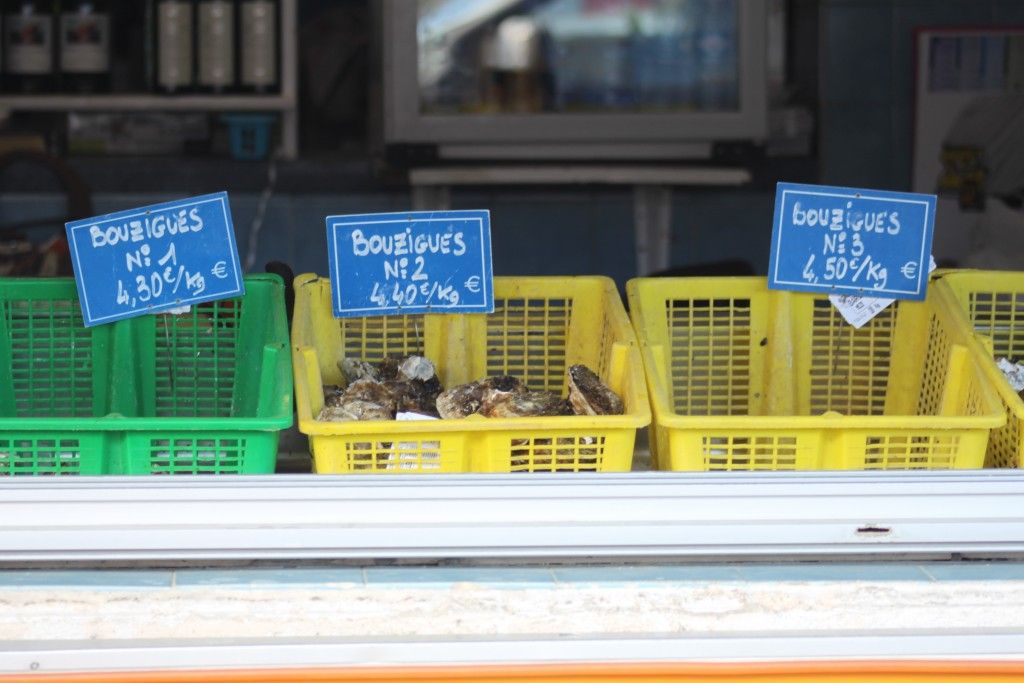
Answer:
[
  {"left": 486, "top": 294, "right": 572, "bottom": 393},
  {"left": 475, "top": 428, "right": 634, "bottom": 473},
  {"left": 662, "top": 293, "right": 754, "bottom": 417},
  {"left": 154, "top": 300, "right": 242, "bottom": 418},
  {"left": 310, "top": 431, "right": 470, "bottom": 474},
  {"left": 833, "top": 429, "right": 986, "bottom": 470},
  {"left": 2, "top": 297, "right": 96, "bottom": 418},
  {"left": 949, "top": 279, "right": 1024, "bottom": 468},
  {"left": 808, "top": 297, "right": 895, "bottom": 416},
  {"left": 121, "top": 431, "right": 278, "bottom": 475},
  {"left": 664, "top": 428, "right": 825, "bottom": 471},
  {"left": 338, "top": 314, "right": 426, "bottom": 364},
  {"left": 0, "top": 432, "right": 110, "bottom": 476}
]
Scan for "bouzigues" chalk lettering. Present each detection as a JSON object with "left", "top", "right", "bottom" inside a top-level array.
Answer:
[
  {"left": 790, "top": 202, "right": 901, "bottom": 235},
  {"left": 349, "top": 228, "right": 467, "bottom": 257},
  {"left": 88, "top": 208, "right": 205, "bottom": 247}
]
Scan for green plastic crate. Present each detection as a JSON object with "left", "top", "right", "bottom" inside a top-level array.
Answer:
[{"left": 0, "top": 274, "right": 292, "bottom": 475}]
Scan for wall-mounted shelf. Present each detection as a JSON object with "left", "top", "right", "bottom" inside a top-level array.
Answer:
[
  {"left": 0, "top": 0, "right": 299, "bottom": 159},
  {"left": 0, "top": 94, "right": 293, "bottom": 112}
]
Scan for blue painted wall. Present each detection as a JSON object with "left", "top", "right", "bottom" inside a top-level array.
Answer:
[
  {"left": 4, "top": 0, "right": 1023, "bottom": 285},
  {"left": 0, "top": 187, "right": 774, "bottom": 284},
  {"left": 820, "top": 0, "right": 1024, "bottom": 189}
]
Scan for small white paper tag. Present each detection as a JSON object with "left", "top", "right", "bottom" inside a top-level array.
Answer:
[
  {"left": 828, "top": 292, "right": 893, "bottom": 329},
  {"left": 830, "top": 256, "right": 937, "bottom": 328},
  {"left": 396, "top": 411, "right": 439, "bottom": 421},
  {"left": 164, "top": 306, "right": 192, "bottom": 315}
]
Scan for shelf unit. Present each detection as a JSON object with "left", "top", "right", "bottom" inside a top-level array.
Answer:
[{"left": 0, "top": 0, "right": 299, "bottom": 159}]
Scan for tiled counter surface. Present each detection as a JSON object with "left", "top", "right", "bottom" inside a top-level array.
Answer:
[{"left": 0, "top": 562, "right": 1023, "bottom": 641}]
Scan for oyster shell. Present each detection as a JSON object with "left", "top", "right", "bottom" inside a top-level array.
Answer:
[
  {"left": 315, "top": 377, "right": 398, "bottom": 422},
  {"left": 436, "top": 381, "right": 484, "bottom": 419},
  {"left": 376, "top": 356, "right": 401, "bottom": 381},
  {"left": 567, "top": 364, "right": 623, "bottom": 415},
  {"left": 338, "top": 358, "right": 378, "bottom": 386},
  {"left": 322, "top": 384, "right": 346, "bottom": 407},
  {"left": 398, "top": 355, "right": 436, "bottom": 382},
  {"left": 318, "top": 400, "right": 393, "bottom": 422},
  {"left": 436, "top": 375, "right": 525, "bottom": 419},
  {"left": 480, "top": 390, "right": 572, "bottom": 418},
  {"left": 343, "top": 378, "right": 399, "bottom": 412},
  {"left": 322, "top": 355, "right": 446, "bottom": 421},
  {"left": 385, "top": 377, "right": 443, "bottom": 417}
]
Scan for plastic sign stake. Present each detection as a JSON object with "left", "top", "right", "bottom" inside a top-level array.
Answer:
[
  {"left": 326, "top": 210, "right": 494, "bottom": 318},
  {"left": 768, "top": 182, "right": 936, "bottom": 300},
  {"left": 66, "top": 191, "right": 244, "bottom": 326}
]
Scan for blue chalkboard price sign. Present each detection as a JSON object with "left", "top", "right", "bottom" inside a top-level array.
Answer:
[
  {"left": 768, "top": 182, "right": 936, "bottom": 300},
  {"left": 326, "top": 210, "right": 494, "bottom": 318},
  {"left": 66, "top": 191, "right": 244, "bottom": 327}
]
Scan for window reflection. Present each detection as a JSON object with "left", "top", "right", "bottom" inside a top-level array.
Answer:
[{"left": 417, "top": 0, "right": 739, "bottom": 115}]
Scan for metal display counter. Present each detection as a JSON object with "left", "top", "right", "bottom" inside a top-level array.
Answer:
[{"left": 3, "top": 470, "right": 1024, "bottom": 563}]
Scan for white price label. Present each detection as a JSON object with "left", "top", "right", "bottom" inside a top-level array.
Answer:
[{"left": 830, "top": 256, "right": 936, "bottom": 328}]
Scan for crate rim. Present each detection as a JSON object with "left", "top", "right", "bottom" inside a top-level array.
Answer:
[
  {"left": 292, "top": 272, "right": 631, "bottom": 296},
  {"left": 626, "top": 276, "right": 1006, "bottom": 431},
  {"left": 0, "top": 271, "right": 286, "bottom": 289},
  {"left": 292, "top": 272, "right": 650, "bottom": 437},
  {"left": 0, "top": 272, "right": 294, "bottom": 430}
]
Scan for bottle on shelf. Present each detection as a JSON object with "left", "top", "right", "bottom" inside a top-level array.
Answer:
[
  {"left": 154, "top": 0, "right": 193, "bottom": 93},
  {"left": 4, "top": 0, "right": 58, "bottom": 93},
  {"left": 196, "top": 0, "right": 234, "bottom": 93},
  {"left": 59, "top": 0, "right": 110, "bottom": 92},
  {"left": 238, "top": 0, "right": 277, "bottom": 93}
]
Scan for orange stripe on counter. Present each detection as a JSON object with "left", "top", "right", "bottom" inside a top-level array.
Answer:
[{"left": 3, "top": 661, "right": 1024, "bottom": 683}]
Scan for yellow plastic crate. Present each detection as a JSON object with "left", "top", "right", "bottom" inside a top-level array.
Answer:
[
  {"left": 626, "top": 277, "right": 1003, "bottom": 471},
  {"left": 292, "top": 275, "right": 650, "bottom": 473},
  {"left": 935, "top": 270, "right": 1024, "bottom": 468}
]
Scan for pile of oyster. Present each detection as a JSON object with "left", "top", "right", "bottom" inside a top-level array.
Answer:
[{"left": 318, "top": 355, "right": 623, "bottom": 422}]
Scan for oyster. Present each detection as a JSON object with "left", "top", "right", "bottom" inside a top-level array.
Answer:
[
  {"left": 322, "top": 384, "right": 346, "bottom": 407},
  {"left": 338, "top": 358, "right": 378, "bottom": 386},
  {"left": 398, "top": 355, "right": 436, "bottom": 382},
  {"left": 318, "top": 400, "right": 393, "bottom": 422},
  {"left": 480, "top": 375, "right": 526, "bottom": 403},
  {"left": 376, "top": 356, "right": 401, "bottom": 381},
  {"left": 343, "top": 378, "right": 399, "bottom": 412},
  {"left": 322, "top": 355, "right": 446, "bottom": 421},
  {"left": 436, "top": 375, "right": 524, "bottom": 419},
  {"left": 436, "top": 381, "right": 485, "bottom": 419},
  {"left": 390, "top": 355, "right": 444, "bottom": 416},
  {"left": 567, "top": 364, "right": 623, "bottom": 415},
  {"left": 480, "top": 390, "right": 572, "bottom": 418},
  {"left": 316, "top": 377, "right": 397, "bottom": 422},
  {"left": 385, "top": 377, "right": 443, "bottom": 417}
]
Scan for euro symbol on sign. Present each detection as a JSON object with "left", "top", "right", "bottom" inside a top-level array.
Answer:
[
  {"left": 464, "top": 276, "right": 481, "bottom": 293},
  {"left": 900, "top": 261, "right": 918, "bottom": 279},
  {"left": 211, "top": 261, "right": 228, "bottom": 279}
]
